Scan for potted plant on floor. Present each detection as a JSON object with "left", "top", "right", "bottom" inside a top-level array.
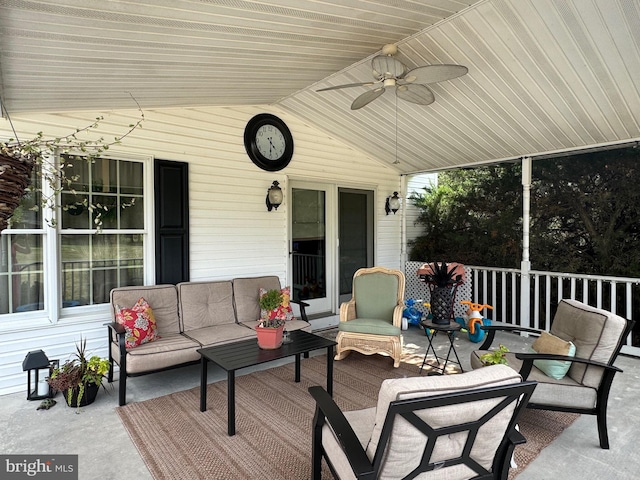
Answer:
[
  {"left": 46, "top": 339, "right": 110, "bottom": 409},
  {"left": 257, "top": 289, "right": 286, "bottom": 349}
]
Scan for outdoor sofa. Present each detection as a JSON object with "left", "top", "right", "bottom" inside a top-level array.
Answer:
[{"left": 107, "top": 276, "right": 311, "bottom": 405}]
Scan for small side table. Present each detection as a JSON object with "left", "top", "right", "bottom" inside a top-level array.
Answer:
[{"left": 419, "top": 320, "right": 464, "bottom": 375}]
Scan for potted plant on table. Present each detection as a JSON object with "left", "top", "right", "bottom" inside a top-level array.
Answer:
[
  {"left": 257, "top": 289, "right": 286, "bottom": 349},
  {"left": 46, "top": 339, "right": 110, "bottom": 409},
  {"left": 420, "top": 261, "right": 463, "bottom": 325}
]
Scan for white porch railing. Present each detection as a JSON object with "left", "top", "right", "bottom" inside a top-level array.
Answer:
[{"left": 467, "top": 265, "right": 640, "bottom": 356}]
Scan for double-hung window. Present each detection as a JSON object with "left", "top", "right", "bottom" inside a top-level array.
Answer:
[{"left": 0, "top": 154, "right": 148, "bottom": 318}]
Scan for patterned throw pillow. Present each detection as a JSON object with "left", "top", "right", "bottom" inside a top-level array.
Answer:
[
  {"left": 115, "top": 297, "right": 159, "bottom": 348},
  {"left": 259, "top": 286, "right": 295, "bottom": 321}
]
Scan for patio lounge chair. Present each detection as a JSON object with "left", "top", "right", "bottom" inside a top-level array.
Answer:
[
  {"left": 309, "top": 364, "right": 536, "bottom": 480},
  {"left": 335, "top": 266, "right": 405, "bottom": 367},
  {"left": 471, "top": 298, "right": 634, "bottom": 449}
]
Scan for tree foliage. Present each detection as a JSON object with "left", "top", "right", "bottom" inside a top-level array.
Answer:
[{"left": 409, "top": 146, "right": 640, "bottom": 277}]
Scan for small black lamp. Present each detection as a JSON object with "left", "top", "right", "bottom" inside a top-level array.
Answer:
[
  {"left": 385, "top": 192, "right": 401, "bottom": 215},
  {"left": 266, "top": 180, "right": 283, "bottom": 211},
  {"left": 22, "top": 350, "right": 57, "bottom": 400}
]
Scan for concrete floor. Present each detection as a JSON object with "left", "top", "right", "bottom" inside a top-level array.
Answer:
[{"left": 1, "top": 322, "right": 638, "bottom": 480}]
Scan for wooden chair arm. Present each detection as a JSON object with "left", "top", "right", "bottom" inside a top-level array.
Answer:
[{"left": 339, "top": 300, "right": 357, "bottom": 322}]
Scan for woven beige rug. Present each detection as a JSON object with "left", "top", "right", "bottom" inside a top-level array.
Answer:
[{"left": 117, "top": 354, "right": 578, "bottom": 479}]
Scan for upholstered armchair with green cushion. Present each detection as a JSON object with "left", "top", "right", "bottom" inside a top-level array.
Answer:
[{"left": 336, "top": 266, "right": 405, "bottom": 367}]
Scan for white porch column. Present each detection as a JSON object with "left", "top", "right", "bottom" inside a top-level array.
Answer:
[
  {"left": 520, "top": 157, "right": 532, "bottom": 324},
  {"left": 400, "top": 174, "right": 408, "bottom": 268}
]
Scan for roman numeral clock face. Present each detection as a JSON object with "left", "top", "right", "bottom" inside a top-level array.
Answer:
[{"left": 244, "top": 114, "right": 294, "bottom": 172}]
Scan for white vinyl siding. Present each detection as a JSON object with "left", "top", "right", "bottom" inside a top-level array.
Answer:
[{"left": 0, "top": 105, "right": 402, "bottom": 395}]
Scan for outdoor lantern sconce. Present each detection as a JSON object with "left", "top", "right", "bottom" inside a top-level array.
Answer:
[
  {"left": 385, "top": 192, "right": 401, "bottom": 215},
  {"left": 22, "top": 350, "right": 58, "bottom": 401},
  {"left": 266, "top": 180, "right": 283, "bottom": 211}
]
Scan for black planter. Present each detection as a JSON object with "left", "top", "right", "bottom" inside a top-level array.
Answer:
[
  {"left": 431, "top": 286, "right": 454, "bottom": 325},
  {"left": 64, "top": 382, "right": 100, "bottom": 407}
]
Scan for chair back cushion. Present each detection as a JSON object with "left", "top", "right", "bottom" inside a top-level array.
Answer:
[
  {"left": 550, "top": 299, "right": 627, "bottom": 387},
  {"left": 177, "top": 281, "right": 236, "bottom": 330},
  {"left": 354, "top": 272, "right": 399, "bottom": 321},
  {"left": 366, "top": 365, "right": 522, "bottom": 479},
  {"left": 233, "top": 276, "right": 282, "bottom": 323},
  {"left": 110, "top": 285, "right": 180, "bottom": 335}
]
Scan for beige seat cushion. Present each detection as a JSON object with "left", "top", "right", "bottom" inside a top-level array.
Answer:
[
  {"left": 117, "top": 333, "right": 201, "bottom": 374},
  {"left": 322, "top": 365, "right": 522, "bottom": 480}
]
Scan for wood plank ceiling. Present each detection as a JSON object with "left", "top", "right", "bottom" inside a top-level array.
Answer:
[{"left": 1, "top": 0, "right": 639, "bottom": 174}]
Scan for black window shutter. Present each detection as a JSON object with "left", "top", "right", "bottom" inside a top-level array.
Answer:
[{"left": 154, "top": 159, "right": 189, "bottom": 284}]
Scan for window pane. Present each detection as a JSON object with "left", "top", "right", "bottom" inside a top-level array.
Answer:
[
  {"left": 92, "top": 194, "right": 118, "bottom": 229},
  {"left": 120, "top": 161, "right": 143, "bottom": 195},
  {"left": 61, "top": 193, "right": 90, "bottom": 229},
  {"left": 61, "top": 235, "right": 90, "bottom": 306},
  {"left": 92, "top": 158, "right": 117, "bottom": 193},
  {"left": 121, "top": 198, "right": 144, "bottom": 229},
  {"left": 8, "top": 172, "right": 42, "bottom": 230},
  {"left": 61, "top": 233, "right": 144, "bottom": 307},
  {"left": 62, "top": 156, "right": 90, "bottom": 193},
  {"left": 0, "top": 234, "right": 44, "bottom": 313}
]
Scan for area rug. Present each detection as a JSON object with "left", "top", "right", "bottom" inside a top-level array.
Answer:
[{"left": 117, "top": 354, "right": 578, "bottom": 479}]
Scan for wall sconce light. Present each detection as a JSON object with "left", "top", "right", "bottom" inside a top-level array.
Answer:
[
  {"left": 385, "top": 192, "right": 401, "bottom": 215},
  {"left": 22, "top": 350, "right": 58, "bottom": 401},
  {"left": 266, "top": 180, "right": 283, "bottom": 211}
]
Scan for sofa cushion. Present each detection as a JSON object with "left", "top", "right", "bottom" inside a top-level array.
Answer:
[
  {"left": 177, "top": 281, "right": 236, "bottom": 331},
  {"left": 366, "top": 364, "right": 522, "bottom": 479},
  {"left": 115, "top": 297, "right": 159, "bottom": 348},
  {"left": 117, "top": 333, "right": 201, "bottom": 374},
  {"left": 110, "top": 285, "right": 180, "bottom": 335},
  {"left": 233, "top": 276, "right": 282, "bottom": 323},
  {"left": 183, "top": 324, "right": 256, "bottom": 347},
  {"left": 470, "top": 351, "right": 598, "bottom": 409},
  {"left": 242, "top": 319, "right": 312, "bottom": 332}
]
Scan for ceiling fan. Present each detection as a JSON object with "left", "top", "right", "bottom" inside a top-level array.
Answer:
[{"left": 317, "top": 44, "right": 468, "bottom": 110}]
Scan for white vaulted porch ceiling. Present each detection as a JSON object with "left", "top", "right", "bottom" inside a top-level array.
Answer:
[{"left": 1, "top": 0, "right": 639, "bottom": 174}]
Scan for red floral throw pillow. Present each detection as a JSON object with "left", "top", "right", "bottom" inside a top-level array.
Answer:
[
  {"left": 259, "top": 287, "right": 295, "bottom": 321},
  {"left": 115, "top": 297, "right": 159, "bottom": 348}
]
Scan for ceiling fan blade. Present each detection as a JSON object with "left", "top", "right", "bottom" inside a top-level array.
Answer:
[
  {"left": 396, "top": 84, "right": 435, "bottom": 105},
  {"left": 404, "top": 64, "right": 468, "bottom": 84},
  {"left": 317, "top": 82, "right": 376, "bottom": 92},
  {"left": 351, "top": 88, "right": 385, "bottom": 110}
]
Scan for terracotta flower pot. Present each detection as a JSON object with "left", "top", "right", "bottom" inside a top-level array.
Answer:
[
  {"left": 0, "top": 153, "right": 34, "bottom": 231},
  {"left": 256, "top": 324, "right": 285, "bottom": 349}
]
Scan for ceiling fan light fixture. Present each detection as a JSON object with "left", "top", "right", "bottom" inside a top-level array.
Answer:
[{"left": 371, "top": 55, "right": 405, "bottom": 80}]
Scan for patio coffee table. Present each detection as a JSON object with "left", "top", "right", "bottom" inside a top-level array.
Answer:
[{"left": 197, "top": 329, "right": 337, "bottom": 436}]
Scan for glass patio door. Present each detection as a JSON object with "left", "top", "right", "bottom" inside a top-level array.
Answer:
[{"left": 290, "top": 182, "right": 334, "bottom": 315}]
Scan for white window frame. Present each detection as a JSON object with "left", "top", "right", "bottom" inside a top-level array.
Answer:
[{"left": 0, "top": 152, "right": 155, "bottom": 329}]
